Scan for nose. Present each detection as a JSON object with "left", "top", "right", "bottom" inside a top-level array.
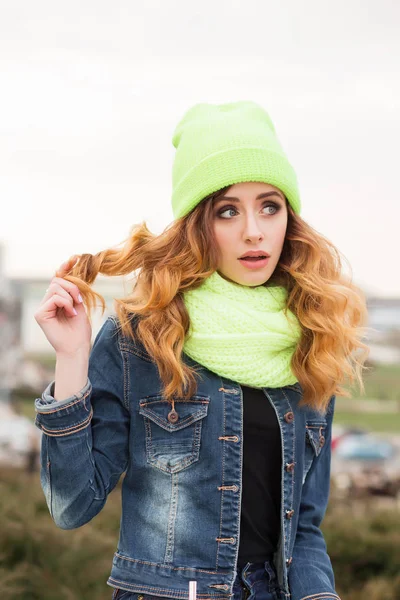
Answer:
[{"left": 243, "top": 214, "right": 264, "bottom": 242}]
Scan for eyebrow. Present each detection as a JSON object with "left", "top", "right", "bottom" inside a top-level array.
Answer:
[{"left": 214, "top": 191, "right": 285, "bottom": 204}]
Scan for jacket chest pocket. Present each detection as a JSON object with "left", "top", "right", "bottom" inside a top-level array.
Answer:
[
  {"left": 139, "top": 395, "right": 210, "bottom": 474},
  {"left": 303, "top": 418, "right": 327, "bottom": 483}
]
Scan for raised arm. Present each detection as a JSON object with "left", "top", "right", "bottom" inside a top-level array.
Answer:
[{"left": 35, "top": 316, "right": 130, "bottom": 529}]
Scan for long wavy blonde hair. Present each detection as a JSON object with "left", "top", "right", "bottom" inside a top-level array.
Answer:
[{"left": 62, "top": 187, "right": 370, "bottom": 413}]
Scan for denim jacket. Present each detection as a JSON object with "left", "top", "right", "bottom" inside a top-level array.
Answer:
[{"left": 35, "top": 315, "right": 340, "bottom": 600}]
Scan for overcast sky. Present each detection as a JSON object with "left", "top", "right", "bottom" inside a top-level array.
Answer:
[{"left": 1, "top": 0, "right": 399, "bottom": 297}]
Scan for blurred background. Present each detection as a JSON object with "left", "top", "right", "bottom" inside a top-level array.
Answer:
[{"left": 1, "top": 1, "right": 399, "bottom": 599}]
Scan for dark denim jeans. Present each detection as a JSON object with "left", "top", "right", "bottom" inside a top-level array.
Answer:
[
  {"left": 111, "top": 559, "right": 281, "bottom": 600},
  {"left": 232, "top": 560, "right": 280, "bottom": 600}
]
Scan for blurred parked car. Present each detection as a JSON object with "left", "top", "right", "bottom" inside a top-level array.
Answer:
[{"left": 331, "top": 427, "right": 400, "bottom": 500}]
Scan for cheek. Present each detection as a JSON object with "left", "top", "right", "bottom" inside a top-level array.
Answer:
[
  {"left": 273, "top": 217, "right": 288, "bottom": 247},
  {"left": 213, "top": 225, "right": 231, "bottom": 252},
  {"left": 276, "top": 227, "right": 287, "bottom": 248}
]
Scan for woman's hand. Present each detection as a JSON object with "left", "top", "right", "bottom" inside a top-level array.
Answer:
[{"left": 34, "top": 256, "right": 92, "bottom": 356}]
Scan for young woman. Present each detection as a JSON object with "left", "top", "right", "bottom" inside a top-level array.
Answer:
[{"left": 34, "top": 101, "right": 369, "bottom": 600}]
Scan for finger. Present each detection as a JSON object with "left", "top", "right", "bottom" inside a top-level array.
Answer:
[
  {"left": 46, "top": 277, "right": 83, "bottom": 305},
  {"left": 40, "top": 283, "right": 74, "bottom": 306},
  {"left": 42, "top": 282, "right": 74, "bottom": 307},
  {"left": 36, "top": 294, "right": 77, "bottom": 320}
]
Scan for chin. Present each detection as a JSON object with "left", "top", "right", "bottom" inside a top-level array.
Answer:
[{"left": 218, "top": 269, "right": 271, "bottom": 287}]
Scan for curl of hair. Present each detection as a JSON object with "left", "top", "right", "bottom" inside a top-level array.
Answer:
[{"left": 62, "top": 187, "right": 370, "bottom": 413}]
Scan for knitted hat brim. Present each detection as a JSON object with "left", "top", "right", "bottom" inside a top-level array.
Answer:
[{"left": 172, "top": 146, "right": 301, "bottom": 219}]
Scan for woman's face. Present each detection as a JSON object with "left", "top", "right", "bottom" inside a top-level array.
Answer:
[{"left": 212, "top": 181, "right": 288, "bottom": 287}]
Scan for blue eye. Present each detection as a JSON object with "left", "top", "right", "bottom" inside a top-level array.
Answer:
[
  {"left": 218, "top": 207, "right": 237, "bottom": 218},
  {"left": 217, "top": 202, "right": 280, "bottom": 219},
  {"left": 263, "top": 204, "right": 278, "bottom": 215}
]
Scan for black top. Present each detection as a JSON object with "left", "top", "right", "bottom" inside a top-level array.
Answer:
[{"left": 237, "top": 385, "right": 282, "bottom": 568}]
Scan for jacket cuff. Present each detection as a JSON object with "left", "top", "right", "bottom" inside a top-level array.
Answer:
[
  {"left": 35, "top": 378, "right": 91, "bottom": 411},
  {"left": 34, "top": 378, "right": 93, "bottom": 437}
]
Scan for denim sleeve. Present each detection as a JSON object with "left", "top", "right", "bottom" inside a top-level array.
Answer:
[
  {"left": 288, "top": 395, "right": 341, "bottom": 600},
  {"left": 34, "top": 315, "right": 129, "bottom": 530}
]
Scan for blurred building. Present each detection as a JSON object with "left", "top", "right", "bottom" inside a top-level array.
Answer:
[
  {"left": 13, "top": 275, "right": 130, "bottom": 354},
  {"left": 0, "top": 241, "right": 136, "bottom": 393},
  {"left": 0, "top": 244, "right": 22, "bottom": 402},
  {"left": 366, "top": 296, "right": 400, "bottom": 364}
]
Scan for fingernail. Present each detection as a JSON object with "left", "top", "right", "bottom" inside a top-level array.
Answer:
[
  {"left": 78, "top": 294, "right": 83, "bottom": 303},
  {"left": 72, "top": 308, "right": 78, "bottom": 316}
]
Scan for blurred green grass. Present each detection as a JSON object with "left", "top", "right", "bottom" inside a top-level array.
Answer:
[
  {"left": 1, "top": 467, "right": 399, "bottom": 600},
  {"left": 346, "top": 362, "right": 400, "bottom": 402},
  {"left": 333, "top": 411, "right": 400, "bottom": 433},
  {"left": 335, "top": 362, "right": 400, "bottom": 432}
]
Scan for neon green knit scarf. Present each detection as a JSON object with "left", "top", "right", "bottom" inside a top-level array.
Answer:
[{"left": 182, "top": 271, "right": 302, "bottom": 388}]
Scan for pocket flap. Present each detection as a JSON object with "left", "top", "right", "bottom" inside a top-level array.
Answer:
[
  {"left": 139, "top": 395, "right": 209, "bottom": 432},
  {"left": 306, "top": 420, "right": 327, "bottom": 457}
]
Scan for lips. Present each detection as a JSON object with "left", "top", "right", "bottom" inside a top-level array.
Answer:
[
  {"left": 239, "top": 250, "right": 270, "bottom": 259},
  {"left": 238, "top": 255, "right": 270, "bottom": 269},
  {"left": 239, "top": 256, "right": 266, "bottom": 261}
]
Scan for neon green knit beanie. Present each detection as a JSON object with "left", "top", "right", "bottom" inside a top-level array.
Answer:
[{"left": 171, "top": 101, "right": 301, "bottom": 219}]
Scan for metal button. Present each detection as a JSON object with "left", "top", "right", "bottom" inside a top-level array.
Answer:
[
  {"left": 286, "top": 557, "right": 293, "bottom": 565},
  {"left": 167, "top": 409, "right": 179, "bottom": 424},
  {"left": 284, "top": 411, "right": 294, "bottom": 423},
  {"left": 319, "top": 435, "right": 325, "bottom": 447},
  {"left": 285, "top": 509, "right": 295, "bottom": 519},
  {"left": 286, "top": 462, "right": 295, "bottom": 472}
]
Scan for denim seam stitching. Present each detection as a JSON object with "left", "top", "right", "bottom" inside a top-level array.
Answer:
[
  {"left": 279, "top": 392, "right": 291, "bottom": 564},
  {"left": 39, "top": 409, "right": 93, "bottom": 436},
  {"left": 109, "top": 579, "right": 225, "bottom": 600},
  {"left": 121, "top": 331, "right": 131, "bottom": 415},
  {"left": 140, "top": 397, "right": 210, "bottom": 405},
  {"left": 139, "top": 409, "right": 207, "bottom": 431},
  {"left": 120, "top": 343, "right": 153, "bottom": 363},
  {"left": 164, "top": 472, "right": 179, "bottom": 563},
  {"left": 108, "top": 315, "right": 130, "bottom": 413},
  {"left": 143, "top": 417, "right": 202, "bottom": 474},
  {"left": 282, "top": 390, "right": 296, "bottom": 548},
  {"left": 263, "top": 389, "right": 289, "bottom": 592},
  {"left": 144, "top": 415, "right": 152, "bottom": 465},
  {"left": 216, "top": 379, "right": 227, "bottom": 570},
  {"left": 233, "top": 384, "right": 244, "bottom": 579},
  {"left": 110, "top": 559, "right": 228, "bottom": 574},
  {"left": 40, "top": 410, "right": 92, "bottom": 432},
  {"left": 300, "top": 594, "right": 341, "bottom": 600}
]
